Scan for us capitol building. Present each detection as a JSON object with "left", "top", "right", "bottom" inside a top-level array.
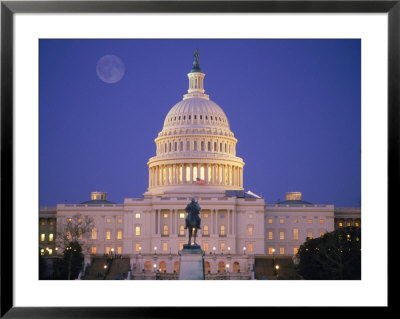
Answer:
[{"left": 39, "top": 52, "right": 361, "bottom": 280}]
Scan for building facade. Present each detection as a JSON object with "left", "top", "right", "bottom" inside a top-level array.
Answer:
[{"left": 39, "top": 53, "right": 361, "bottom": 279}]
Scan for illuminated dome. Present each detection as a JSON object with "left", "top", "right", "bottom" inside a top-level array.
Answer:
[{"left": 145, "top": 50, "right": 244, "bottom": 197}]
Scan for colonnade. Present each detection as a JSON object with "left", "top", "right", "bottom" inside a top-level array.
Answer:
[{"left": 148, "top": 163, "right": 243, "bottom": 188}]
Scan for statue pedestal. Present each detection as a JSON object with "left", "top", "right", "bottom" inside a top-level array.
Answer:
[{"left": 178, "top": 245, "right": 205, "bottom": 280}]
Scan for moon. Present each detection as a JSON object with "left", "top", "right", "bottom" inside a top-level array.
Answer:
[{"left": 96, "top": 54, "right": 125, "bottom": 84}]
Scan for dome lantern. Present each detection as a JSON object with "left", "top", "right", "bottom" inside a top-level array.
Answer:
[{"left": 185, "top": 49, "right": 207, "bottom": 100}]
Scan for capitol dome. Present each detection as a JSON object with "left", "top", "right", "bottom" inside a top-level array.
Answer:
[{"left": 145, "top": 50, "right": 244, "bottom": 197}]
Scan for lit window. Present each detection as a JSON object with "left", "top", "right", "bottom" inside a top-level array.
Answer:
[
  {"left": 117, "top": 230, "right": 123, "bottom": 240},
  {"left": 91, "top": 246, "right": 97, "bottom": 254},
  {"left": 163, "top": 213, "right": 168, "bottom": 219},
  {"left": 162, "top": 242, "right": 168, "bottom": 252},
  {"left": 203, "top": 213, "right": 208, "bottom": 218},
  {"left": 268, "top": 231, "right": 273, "bottom": 240},
  {"left": 179, "top": 213, "right": 185, "bottom": 219},
  {"left": 40, "top": 249, "right": 45, "bottom": 256},
  {"left": 319, "top": 219, "right": 325, "bottom": 224},
  {"left": 48, "top": 233, "right": 54, "bottom": 242},
  {"left": 135, "top": 213, "right": 141, "bottom": 219},
  {"left": 179, "top": 225, "right": 185, "bottom": 236},
  {"left": 268, "top": 247, "right": 275, "bottom": 255},
  {"left": 106, "top": 218, "right": 111, "bottom": 223},
  {"left": 117, "top": 246, "right": 122, "bottom": 254},
  {"left": 280, "top": 231, "right": 285, "bottom": 240},
  {"left": 280, "top": 247, "right": 285, "bottom": 255},
  {"left": 248, "top": 213, "right": 253, "bottom": 219},
  {"left": 78, "top": 231, "right": 82, "bottom": 240},
  {"left": 49, "top": 219, "right": 54, "bottom": 226},
  {"left": 179, "top": 243, "right": 184, "bottom": 250},
  {"left": 293, "top": 219, "right": 298, "bottom": 224},
  {"left": 106, "top": 230, "right": 111, "bottom": 240},
  {"left": 78, "top": 218, "right": 82, "bottom": 224},
  {"left": 203, "top": 225, "right": 209, "bottom": 236},
  {"left": 307, "top": 219, "right": 313, "bottom": 224},
  {"left": 346, "top": 221, "right": 352, "bottom": 227},
  {"left": 248, "top": 243, "right": 253, "bottom": 252},
  {"left": 220, "top": 225, "right": 225, "bottom": 236},
  {"left": 163, "top": 225, "right": 169, "bottom": 236},
  {"left": 203, "top": 242, "right": 209, "bottom": 252},
  {"left": 279, "top": 218, "right": 284, "bottom": 224},
  {"left": 338, "top": 222, "right": 343, "bottom": 227},
  {"left": 66, "top": 218, "right": 72, "bottom": 223},
  {"left": 135, "top": 226, "right": 141, "bottom": 236},
  {"left": 91, "top": 228, "right": 97, "bottom": 239},
  {"left": 135, "top": 243, "right": 141, "bottom": 252},
  {"left": 268, "top": 218, "right": 273, "bottom": 224},
  {"left": 220, "top": 242, "right": 226, "bottom": 251},
  {"left": 105, "top": 246, "right": 111, "bottom": 254},
  {"left": 293, "top": 247, "right": 299, "bottom": 254},
  {"left": 355, "top": 222, "right": 360, "bottom": 227},
  {"left": 67, "top": 231, "right": 71, "bottom": 240},
  {"left": 40, "top": 233, "right": 45, "bottom": 242},
  {"left": 293, "top": 228, "right": 299, "bottom": 240},
  {"left": 47, "top": 248, "right": 53, "bottom": 255},
  {"left": 118, "top": 218, "right": 123, "bottom": 223},
  {"left": 320, "top": 231, "right": 325, "bottom": 237},
  {"left": 40, "top": 219, "right": 46, "bottom": 226},
  {"left": 248, "top": 225, "right": 253, "bottom": 236},
  {"left": 307, "top": 231, "right": 313, "bottom": 239}
]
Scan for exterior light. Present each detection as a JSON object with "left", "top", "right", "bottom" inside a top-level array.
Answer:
[
  {"left": 104, "top": 265, "right": 107, "bottom": 269},
  {"left": 272, "top": 248, "right": 275, "bottom": 253},
  {"left": 275, "top": 265, "right": 279, "bottom": 270}
]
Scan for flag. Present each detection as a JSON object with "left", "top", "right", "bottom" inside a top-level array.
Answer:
[{"left": 196, "top": 177, "right": 205, "bottom": 184}]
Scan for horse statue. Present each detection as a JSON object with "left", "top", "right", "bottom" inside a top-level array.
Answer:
[{"left": 184, "top": 198, "right": 201, "bottom": 246}]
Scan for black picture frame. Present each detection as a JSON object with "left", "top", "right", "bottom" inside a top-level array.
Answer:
[{"left": 1, "top": 0, "right": 395, "bottom": 317}]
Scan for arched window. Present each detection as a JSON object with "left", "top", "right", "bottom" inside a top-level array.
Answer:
[
  {"left": 159, "top": 261, "right": 167, "bottom": 273},
  {"left": 233, "top": 262, "right": 240, "bottom": 273},
  {"left": 218, "top": 261, "right": 225, "bottom": 273},
  {"left": 174, "top": 261, "right": 179, "bottom": 273},
  {"left": 144, "top": 261, "right": 152, "bottom": 272},
  {"left": 204, "top": 261, "right": 211, "bottom": 274}
]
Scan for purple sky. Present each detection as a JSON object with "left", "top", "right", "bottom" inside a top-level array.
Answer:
[{"left": 39, "top": 39, "right": 361, "bottom": 207}]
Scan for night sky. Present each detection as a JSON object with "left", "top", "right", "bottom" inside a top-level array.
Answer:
[{"left": 39, "top": 39, "right": 361, "bottom": 207}]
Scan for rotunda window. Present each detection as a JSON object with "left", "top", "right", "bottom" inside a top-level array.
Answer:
[
  {"left": 206, "top": 116, "right": 208, "bottom": 120},
  {"left": 200, "top": 115, "right": 202, "bottom": 119},
  {"left": 188, "top": 115, "right": 191, "bottom": 120},
  {"left": 183, "top": 116, "right": 186, "bottom": 120}
]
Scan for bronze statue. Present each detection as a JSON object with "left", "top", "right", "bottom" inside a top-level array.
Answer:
[{"left": 184, "top": 198, "right": 201, "bottom": 246}]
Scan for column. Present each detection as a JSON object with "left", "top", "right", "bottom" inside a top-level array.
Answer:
[
  {"left": 222, "top": 165, "right": 226, "bottom": 185},
  {"left": 183, "top": 164, "right": 186, "bottom": 183},
  {"left": 156, "top": 165, "right": 159, "bottom": 186},
  {"left": 205, "top": 164, "right": 209, "bottom": 184},
  {"left": 228, "top": 209, "right": 231, "bottom": 235},
  {"left": 211, "top": 164, "right": 215, "bottom": 184},
  {"left": 212, "top": 209, "right": 216, "bottom": 235},
  {"left": 232, "top": 166, "right": 235, "bottom": 186},
  {"left": 166, "top": 164, "right": 169, "bottom": 185},
  {"left": 155, "top": 210, "right": 158, "bottom": 234},
  {"left": 172, "top": 209, "right": 175, "bottom": 234},
  {"left": 190, "top": 163, "right": 193, "bottom": 183},
  {"left": 158, "top": 209, "right": 162, "bottom": 235},
  {"left": 197, "top": 163, "right": 200, "bottom": 181},
  {"left": 173, "top": 164, "right": 177, "bottom": 184},
  {"left": 148, "top": 167, "right": 152, "bottom": 187}
]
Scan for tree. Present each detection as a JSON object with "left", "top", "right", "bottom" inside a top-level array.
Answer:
[
  {"left": 55, "top": 214, "right": 95, "bottom": 279},
  {"left": 296, "top": 226, "right": 361, "bottom": 280}
]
